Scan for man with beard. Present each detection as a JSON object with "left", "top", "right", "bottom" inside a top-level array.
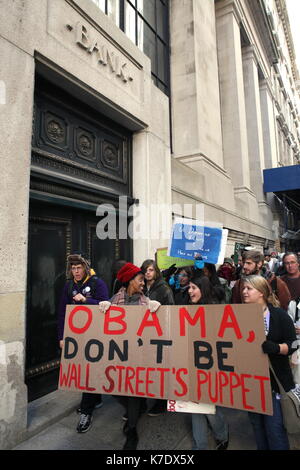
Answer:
[{"left": 231, "top": 250, "right": 290, "bottom": 310}]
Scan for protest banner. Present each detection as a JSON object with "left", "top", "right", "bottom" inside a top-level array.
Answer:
[
  {"left": 59, "top": 303, "right": 273, "bottom": 415},
  {"left": 167, "top": 218, "right": 228, "bottom": 265},
  {"left": 167, "top": 400, "right": 216, "bottom": 414},
  {"left": 156, "top": 247, "right": 194, "bottom": 270}
]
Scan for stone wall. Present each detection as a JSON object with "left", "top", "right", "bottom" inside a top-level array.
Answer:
[{"left": 0, "top": 0, "right": 171, "bottom": 448}]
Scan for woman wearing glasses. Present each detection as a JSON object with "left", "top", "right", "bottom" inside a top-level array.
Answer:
[{"left": 281, "top": 253, "right": 300, "bottom": 305}]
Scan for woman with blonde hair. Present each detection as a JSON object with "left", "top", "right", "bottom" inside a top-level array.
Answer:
[{"left": 242, "top": 275, "right": 297, "bottom": 450}]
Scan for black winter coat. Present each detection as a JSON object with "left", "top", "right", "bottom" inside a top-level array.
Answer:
[
  {"left": 174, "top": 286, "right": 190, "bottom": 305},
  {"left": 144, "top": 278, "right": 175, "bottom": 305},
  {"left": 267, "top": 304, "right": 296, "bottom": 393}
]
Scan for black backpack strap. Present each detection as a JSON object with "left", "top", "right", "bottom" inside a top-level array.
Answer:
[{"left": 67, "top": 279, "right": 75, "bottom": 299}]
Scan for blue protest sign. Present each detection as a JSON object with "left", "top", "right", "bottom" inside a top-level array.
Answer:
[{"left": 168, "top": 221, "right": 225, "bottom": 265}]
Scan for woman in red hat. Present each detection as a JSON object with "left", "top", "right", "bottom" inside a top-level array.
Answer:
[{"left": 99, "top": 262, "right": 160, "bottom": 450}]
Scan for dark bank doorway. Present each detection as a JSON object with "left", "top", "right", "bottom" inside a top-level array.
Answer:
[
  {"left": 25, "top": 200, "right": 131, "bottom": 401},
  {"left": 26, "top": 73, "right": 133, "bottom": 401}
]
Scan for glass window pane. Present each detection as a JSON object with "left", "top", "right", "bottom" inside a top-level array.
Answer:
[
  {"left": 107, "top": 0, "right": 120, "bottom": 26},
  {"left": 137, "top": 0, "right": 156, "bottom": 29},
  {"left": 157, "top": 80, "right": 167, "bottom": 95},
  {"left": 140, "top": 20, "right": 157, "bottom": 75},
  {"left": 137, "top": 15, "right": 144, "bottom": 50},
  {"left": 157, "top": 38, "right": 166, "bottom": 83},
  {"left": 156, "top": 0, "right": 167, "bottom": 40},
  {"left": 91, "top": 0, "right": 106, "bottom": 12},
  {"left": 125, "top": 1, "right": 136, "bottom": 44}
]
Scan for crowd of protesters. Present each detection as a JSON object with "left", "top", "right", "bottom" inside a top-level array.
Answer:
[{"left": 57, "top": 248, "right": 300, "bottom": 450}]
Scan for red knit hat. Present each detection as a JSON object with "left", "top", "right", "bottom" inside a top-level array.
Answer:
[{"left": 117, "top": 262, "right": 143, "bottom": 284}]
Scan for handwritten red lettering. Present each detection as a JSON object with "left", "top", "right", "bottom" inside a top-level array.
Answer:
[
  {"left": 124, "top": 366, "right": 136, "bottom": 394},
  {"left": 59, "top": 363, "right": 70, "bottom": 387},
  {"left": 179, "top": 307, "right": 206, "bottom": 337},
  {"left": 58, "top": 362, "right": 96, "bottom": 391},
  {"left": 135, "top": 367, "right": 146, "bottom": 396},
  {"left": 85, "top": 363, "right": 96, "bottom": 391},
  {"left": 68, "top": 306, "right": 93, "bottom": 334},
  {"left": 219, "top": 371, "right": 229, "bottom": 404},
  {"left": 103, "top": 365, "right": 116, "bottom": 393},
  {"left": 229, "top": 372, "right": 241, "bottom": 406},
  {"left": 240, "top": 374, "right": 254, "bottom": 410},
  {"left": 157, "top": 368, "right": 170, "bottom": 398},
  {"left": 104, "top": 306, "right": 127, "bottom": 335},
  {"left": 136, "top": 310, "right": 163, "bottom": 337},
  {"left": 175, "top": 368, "right": 188, "bottom": 397},
  {"left": 68, "top": 363, "right": 77, "bottom": 387},
  {"left": 254, "top": 375, "right": 270, "bottom": 413},
  {"left": 218, "top": 305, "right": 242, "bottom": 339},
  {"left": 145, "top": 367, "right": 156, "bottom": 397},
  {"left": 208, "top": 371, "right": 219, "bottom": 403},
  {"left": 116, "top": 365, "right": 125, "bottom": 392},
  {"left": 197, "top": 370, "right": 209, "bottom": 400}
]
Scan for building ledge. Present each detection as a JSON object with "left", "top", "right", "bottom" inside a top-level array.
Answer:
[{"left": 20, "top": 389, "right": 79, "bottom": 445}]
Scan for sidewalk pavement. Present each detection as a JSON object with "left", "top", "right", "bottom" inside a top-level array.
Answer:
[{"left": 14, "top": 393, "right": 259, "bottom": 451}]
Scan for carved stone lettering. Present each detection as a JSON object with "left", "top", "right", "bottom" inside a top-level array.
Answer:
[
  {"left": 76, "top": 22, "right": 89, "bottom": 49},
  {"left": 69, "top": 23, "right": 133, "bottom": 83}
]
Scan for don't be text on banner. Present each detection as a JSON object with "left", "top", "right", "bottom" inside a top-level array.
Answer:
[{"left": 59, "top": 303, "right": 273, "bottom": 415}]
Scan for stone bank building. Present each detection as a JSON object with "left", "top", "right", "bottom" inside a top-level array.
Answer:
[{"left": 1, "top": 0, "right": 300, "bottom": 449}]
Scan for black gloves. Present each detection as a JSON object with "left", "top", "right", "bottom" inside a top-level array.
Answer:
[
  {"left": 262, "top": 340, "right": 280, "bottom": 355},
  {"left": 162, "top": 264, "right": 177, "bottom": 280}
]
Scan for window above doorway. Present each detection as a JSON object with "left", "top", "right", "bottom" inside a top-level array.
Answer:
[{"left": 90, "top": 0, "right": 170, "bottom": 96}]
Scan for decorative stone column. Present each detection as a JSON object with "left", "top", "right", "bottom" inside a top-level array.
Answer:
[
  {"left": 242, "top": 47, "right": 266, "bottom": 202},
  {"left": 170, "top": 0, "right": 236, "bottom": 213},
  {"left": 242, "top": 46, "right": 274, "bottom": 224},
  {"left": 132, "top": 84, "right": 173, "bottom": 265},
  {"left": 0, "top": 37, "right": 34, "bottom": 449},
  {"left": 259, "top": 79, "right": 279, "bottom": 169},
  {"left": 216, "top": 0, "right": 257, "bottom": 218}
]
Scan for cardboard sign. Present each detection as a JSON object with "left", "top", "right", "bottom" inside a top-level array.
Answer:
[
  {"left": 167, "top": 400, "right": 216, "bottom": 415},
  {"left": 168, "top": 218, "right": 228, "bottom": 265},
  {"left": 156, "top": 247, "right": 195, "bottom": 270},
  {"left": 59, "top": 303, "right": 273, "bottom": 415}
]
